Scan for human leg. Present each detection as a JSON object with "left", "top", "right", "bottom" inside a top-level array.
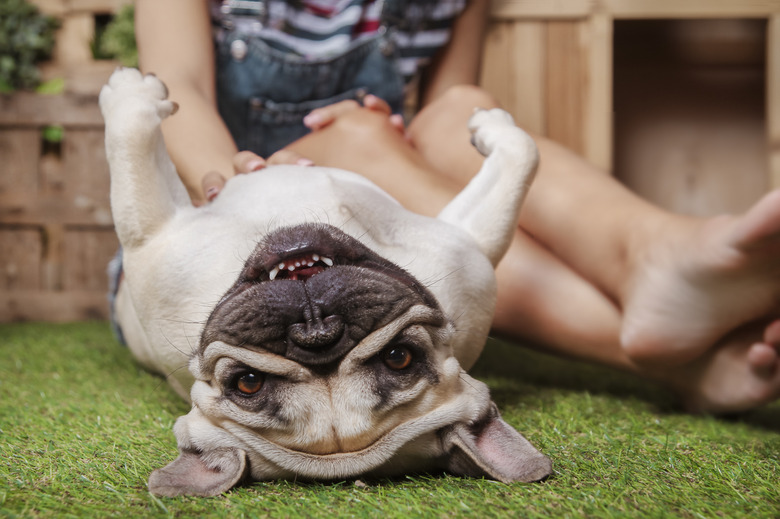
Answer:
[
  {"left": 405, "top": 84, "right": 780, "bottom": 410},
  {"left": 288, "top": 102, "right": 629, "bottom": 369},
  {"left": 410, "top": 86, "right": 780, "bottom": 353},
  {"left": 282, "top": 93, "right": 780, "bottom": 412}
]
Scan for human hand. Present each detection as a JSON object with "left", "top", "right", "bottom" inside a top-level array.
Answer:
[
  {"left": 303, "top": 94, "right": 405, "bottom": 135},
  {"left": 201, "top": 150, "right": 314, "bottom": 203}
]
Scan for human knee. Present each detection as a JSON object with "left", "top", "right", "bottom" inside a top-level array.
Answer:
[
  {"left": 329, "top": 107, "right": 403, "bottom": 145},
  {"left": 409, "top": 85, "right": 499, "bottom": 139},
  {"left": 433, "top": 84, "right": 499, "bottom": 112}
]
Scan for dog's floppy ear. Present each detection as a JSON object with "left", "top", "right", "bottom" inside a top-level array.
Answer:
[
  {"left": 441, "top": 404, "right": 552, "bottom": 483},
  {"left": 148, "top": 447, "right": 249, "bottom": 497}
]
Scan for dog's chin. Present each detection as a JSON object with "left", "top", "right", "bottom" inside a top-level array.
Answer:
[{"left": 179, "top": 360, "right": 496, "bottom": 482}]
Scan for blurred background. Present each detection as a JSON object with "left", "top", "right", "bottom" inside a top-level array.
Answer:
[{"left": 0, "top": 0, "right": 778, "bottom": 322}]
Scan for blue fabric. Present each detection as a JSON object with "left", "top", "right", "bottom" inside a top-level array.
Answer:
[
  {"left": 107, "top": 247, "right": 127, "bottom": 346},
  {"left": 215, "top": 5, "right": 406, "bottom": 157}
]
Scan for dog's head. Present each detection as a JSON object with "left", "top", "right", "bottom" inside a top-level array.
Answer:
[{"left": 148, "top": 223, "right": 551, "bottom": 496}]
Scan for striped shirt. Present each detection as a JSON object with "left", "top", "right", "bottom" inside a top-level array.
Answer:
[{"left": 211, "top": 0, "right": 467, "bottom": 81}]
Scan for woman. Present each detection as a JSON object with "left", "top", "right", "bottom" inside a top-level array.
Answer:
[{"left": 135, "top": 0, "right": 780, "bottom": 413}]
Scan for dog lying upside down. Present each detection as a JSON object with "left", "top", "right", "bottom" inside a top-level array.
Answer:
[{"left": 100, "top": 67, "right": 548, "bottom": 496}]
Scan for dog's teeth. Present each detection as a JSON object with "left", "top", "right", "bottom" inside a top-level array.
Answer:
[
  {"left": 321, "top": 256, "right": 334, "bottom": 267},
  {"left": 295, "top": 261, "right": 301, "bottom": 267},
  {"left": 278, "top": 262, "right": 285, "bottom": 269},
  {"left": 312, "top": 254, "right": 320, "bottom": 262},
  {"left": 269, "top": 266, "right": 280, "bottom": 280},
  {"left": 287, "top": 264, "right": 295, "bottom": 271}
]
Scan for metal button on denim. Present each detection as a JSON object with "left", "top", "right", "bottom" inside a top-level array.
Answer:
[{"left": 231, "top": 39, "right": 248, "bottom": 61}]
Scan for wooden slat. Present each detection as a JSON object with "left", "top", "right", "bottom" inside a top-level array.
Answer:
[
  {"left": 63, "top": 228, "right": 118, "bottom": 291},
  {"left": 0, "top": 228, "right": 42, "bottom": 291},
  {"left": 0, "top": 291, "right": 110, "bottom": 322},
  {"left": 0, "top": 193, "right": 113, "bottom": 226},
  {"left": 490, "top": 0, "right": 780, "bottom": 20},
  {"left": 0, "top": 130, "right": 40, "bottom": 196},
  {"left": 768, "top": 15, "right": 780, "bottom": 189},
  {"left": 67, "top": 0, "right": 132, "bottom": 13},
  {"left": 39, "top": 60, "right": 118, "bottom": 97},
  {"left": 54, "top": 14, "right": 95, "bottom": 67},
  {"left": 32, "top": 0, "right": 131, "bottom": 14},
  {"left": 604, "top": 0, "right": 780, "bottom": 19},
  {"left": 490, "top": 0, "right": 592, "bottom": 20},
  {"left": 63, "top": 129, "right": 111, "bottom": 207},
  {"left": 545, "top": 21, "right": 585, "bottom": 155},
  {"left": 29, "top": 0, "right": 66, "bottom": 16},
  {"left": 480, "top": 21, "right": 547, "bottom": 134},
  {"left": 509, "top": 22, "right": 546, "bottom": 135},
  {"left": 41, "top": 224, "right": 65, "bottom": 291},
  {"left": 581, "top": 13, "right": 613, "bottom": 172},
  {"left": 480, "top": 23, "right": 512, "bottom": 114},
  {"left": 771, "top": 151, "right": 780, "bottom": 190},
  {"left": 0, "top": 93, "right": 103, "bottom": 127}
]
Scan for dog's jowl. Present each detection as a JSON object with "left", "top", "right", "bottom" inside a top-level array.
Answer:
[{"left": 100, "top": 68, "right": 549, "bottom": 496}]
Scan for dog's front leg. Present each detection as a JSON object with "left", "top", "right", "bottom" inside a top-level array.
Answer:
[
  {"left": 99, "top": 68, "right": 190, "bottom": 248},
  {"left": 437, "top": 109, "right": 539, "bottom": 266}
]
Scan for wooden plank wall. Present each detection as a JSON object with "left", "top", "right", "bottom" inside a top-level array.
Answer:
[
  {"left": 0, "top": 0, "right": 129, "bottom": 322},
  {"left": 2, "top": 0, "right": 780, "bottom": 321},
  {"left": 480, "top": 0, "right": 780, "bottom": 213}
]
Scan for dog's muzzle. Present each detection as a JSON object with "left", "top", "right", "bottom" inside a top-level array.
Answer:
[{"left": 199, "top": 223, "right": 443, "bottom": 367}]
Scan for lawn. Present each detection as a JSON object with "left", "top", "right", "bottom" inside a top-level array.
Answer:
[{"left": 1, "top": 322, "right": 778, "bottom": 518}]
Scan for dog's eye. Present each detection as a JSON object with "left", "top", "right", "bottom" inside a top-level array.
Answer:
[
  {"left": 235, "top": 371, "right": 264, "bottom": 395},
  {"left": 382, "top": 345, "right": 413, "bottom": 370}
]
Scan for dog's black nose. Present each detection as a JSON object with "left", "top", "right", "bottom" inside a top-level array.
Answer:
[{"left": 287, "top": 305, "right": 344, "bottom": 350}]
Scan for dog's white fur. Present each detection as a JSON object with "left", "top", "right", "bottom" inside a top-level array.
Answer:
[{"left": 100, "top": 68, "right": 545, "bottom": 496}]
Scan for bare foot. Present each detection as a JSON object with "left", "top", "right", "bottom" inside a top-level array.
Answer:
[
  {"left": 659, "top": 320, "right": 780, "bottom": 414},
  {"left": 620, "top": 189, "right": 780, "bottom": 367}
]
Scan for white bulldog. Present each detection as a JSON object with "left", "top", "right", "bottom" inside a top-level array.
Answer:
[{"left": 99, "top": 68, "right": 548, "bottom": 497}]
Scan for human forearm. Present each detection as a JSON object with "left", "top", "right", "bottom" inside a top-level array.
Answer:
[
  {"left": 135, "top": 0, "right": 237, "bottom": 203},
  {"left": 158, "top": 81, "right": 238, "bottom": 203},
  {"left": 419, "top": 0, "right": 490, "bottom": 107}
]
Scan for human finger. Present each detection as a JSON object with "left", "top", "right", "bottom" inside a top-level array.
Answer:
[
  {"left": 303, "top": 99, "right": 361, "bottom": 130},
  {"left": 202, "top": 170, "right": 227, "bottom": 203},
  {"left": 233, "top": 150, "right": 267, "bottom": 174},
  {"left": 362, "top": 94, "right": 392, "bottom": 115},
  {"left": 389, "top": 113, "right": 406, "bottom": 134},
  {"left": 267, "top": 149, "right": 315, "bottom": 167}
]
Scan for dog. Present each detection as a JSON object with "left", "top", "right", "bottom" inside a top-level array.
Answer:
[{"left": 99, "top": 68, "right": 548, "bottom": 497}]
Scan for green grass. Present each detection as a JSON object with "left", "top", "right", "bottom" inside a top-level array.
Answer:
[{"left": 1, "top": 322, "right": 779, "bottom": 518}]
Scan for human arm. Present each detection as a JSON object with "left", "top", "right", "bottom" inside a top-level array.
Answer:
[
  {"left": 418, "top": 0, "right": 491, "bottom": 107},
  {"left": 135, "top": 0, "right": 242, "bottom": 204}
]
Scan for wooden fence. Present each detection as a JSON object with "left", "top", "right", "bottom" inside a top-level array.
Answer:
[
  {"left": 1, "top": 0, "right": 779, "bottom": 322},
  {"left": 0, "top": 0, "right": 129, "bottom": 321}
]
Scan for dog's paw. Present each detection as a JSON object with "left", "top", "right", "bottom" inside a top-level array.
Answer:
[
  {"left": 468, "top": 108, "right": 523, "bottom": 157},
  {"left": 99, "top": 67, "right": 178, "bottom": 122}
]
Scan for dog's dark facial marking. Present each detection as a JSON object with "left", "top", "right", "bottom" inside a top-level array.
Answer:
[
  {"left": 366, "top": 329, "right": 440, "bottom": 411},
  {"left": 201, "top": 224, "right": 444, "bottom": 369},
  {"left": 221, "top": 365, "right": 287, "bottom": 420}
]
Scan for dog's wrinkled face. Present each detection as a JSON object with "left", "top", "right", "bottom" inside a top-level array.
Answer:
[
  {"left": 198, "top": 223, "right": 454, "bottom": 457},
  {"left": 100, "top": 69, "right": 549, "bottom": 497},
  {"left": 148, "top": 224, "right": 551, "bottom": 497}
]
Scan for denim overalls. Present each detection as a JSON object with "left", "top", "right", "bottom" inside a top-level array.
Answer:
[{"left": 215, "top": 0, "right": 408, "bottom": 157}]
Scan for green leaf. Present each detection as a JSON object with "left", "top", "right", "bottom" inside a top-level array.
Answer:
[
  {"left": 35, "top": 77, "right": 65, "bottom": 95},
  {"left": 41, "top": 125, "right": 64, "bottom": 143}
]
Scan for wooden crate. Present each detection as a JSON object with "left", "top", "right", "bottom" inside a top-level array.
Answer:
[
  {"left": 0, "top": 0, "right": 129, "bottom": 322},
  {"left": 4, "top": 0, "right": 780, "bottom": 322},
  {"left": 480, "top": 0, "right": 780, "bottom": 215}
]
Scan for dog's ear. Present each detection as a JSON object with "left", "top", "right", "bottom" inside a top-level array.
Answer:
[
  {"left": 441, "top": 405, "right": 551, "bottom": 483},
  {"left": 148, "top": 447, "right": 249, "bottom": 497}
]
